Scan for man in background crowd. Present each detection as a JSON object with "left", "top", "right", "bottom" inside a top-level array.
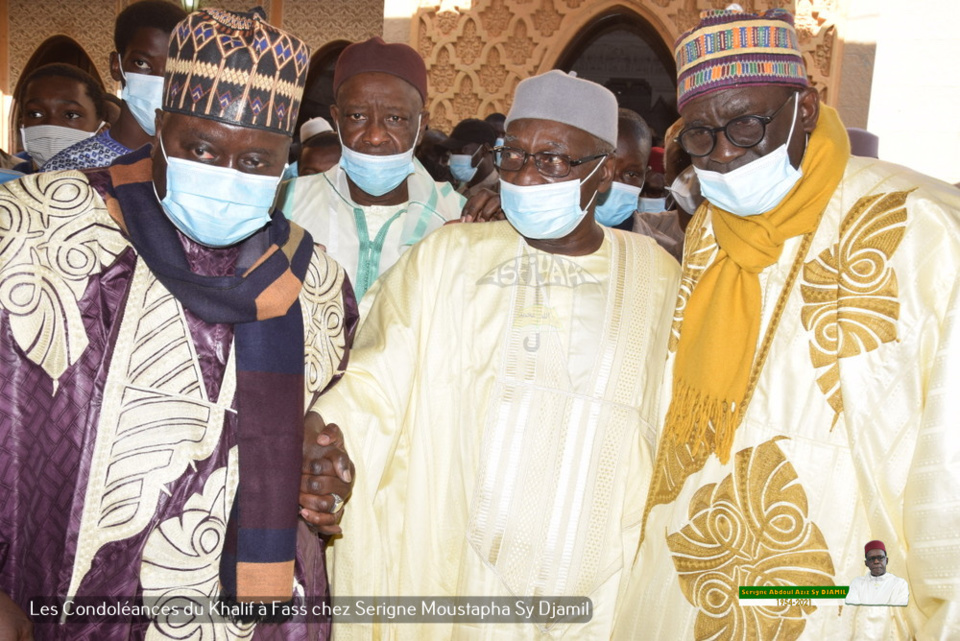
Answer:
[
  {"left": 281, "top": 37, "right": 464, "bottom": 300},
  {"left": 298, "top": 116, "right": 342, "bottom": 177},
  {"left": 441, "top": 117, "right": 499, "bottom": 198},
  {"left": 594, "top": 108, "right": 650, "bottom": 232},
  {"left": 43, "top": 0, "right": 186, "bottom": 172}
]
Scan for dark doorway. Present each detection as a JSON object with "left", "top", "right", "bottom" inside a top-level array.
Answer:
[
  {"left": 555, "top": 8, "right": 678, "bottom": 142},
  {"left": 298, "top": 40, "right": 351, "bottom": 138}
]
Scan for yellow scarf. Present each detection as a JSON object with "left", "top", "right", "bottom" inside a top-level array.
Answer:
[{"left": 663, "top": 105, "right": 850, "bottom": 464}]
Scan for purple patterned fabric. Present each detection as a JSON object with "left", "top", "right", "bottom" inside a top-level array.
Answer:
[{"left": 0, "top": 171, "right": 335, "bottom": 639}]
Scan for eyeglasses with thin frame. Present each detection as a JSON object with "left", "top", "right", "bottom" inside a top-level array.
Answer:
[
  {"left": 492, "top": 146, "right": 608, "bottom": 178},
  {"left": 676, "top": 92, "right": 798, "bottom": 157},
  {"left": 866, "top": 554, "right": 886, "bottom": 562}
]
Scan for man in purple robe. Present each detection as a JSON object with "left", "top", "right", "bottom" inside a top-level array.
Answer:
[{"left": 0, "top": 8, "right": 356, "bottom": 640}]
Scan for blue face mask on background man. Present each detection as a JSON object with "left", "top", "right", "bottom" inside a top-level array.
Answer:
[
  {"left": 338, "top": 115, "right": 421, "bottom": 197},
  {"left": 594, "top": 180, "right": 641, "bottom": 227},
  {"left": 500, "top": 158, "right": 605, "bottom": 240},
  {"left": 637, "top": 196, "right": 667, "bottom": 214},
  {"left": 157, "top": 138, "right": 282, "bottom": 247},
  {"left": 448, "top": 146, "right": 482, "bottom": 183},
  {"left": 120, "top": 67, "right": 164, "bottom": 136}
]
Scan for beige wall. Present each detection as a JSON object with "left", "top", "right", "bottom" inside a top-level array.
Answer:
[
  {"left": 1, "top": 0, "right": 384, "bottom": 150},
  {"left": 407, "top": 0, "right": 845, "bottom": 133},
  {"left": 6, "top": 0, "right": 956, "bottom": 185}
]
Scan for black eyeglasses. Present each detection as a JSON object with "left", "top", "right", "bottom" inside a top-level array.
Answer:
[
  {"left": 492, "top": 146, "right": 607, "bottom": 178},
  {"left": 676, "top": 93, "right": 797, "bottom": 157}
]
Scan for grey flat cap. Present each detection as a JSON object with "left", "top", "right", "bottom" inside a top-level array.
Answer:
[{"left": 505, "top": 70, "right": 618, "bottom": 148}]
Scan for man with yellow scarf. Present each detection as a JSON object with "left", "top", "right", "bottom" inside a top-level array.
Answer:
[{"left": 621, "top": 6, "right": 960, "bottom": 640}]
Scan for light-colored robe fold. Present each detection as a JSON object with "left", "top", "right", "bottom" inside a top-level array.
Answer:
[
  {"left": 317, "top": 221, "right": 680, "bottom": 639},
  {"left": 624, "top": 157, "right": 960, "bottom": 641}
]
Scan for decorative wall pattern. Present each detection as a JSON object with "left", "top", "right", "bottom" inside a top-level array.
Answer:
[
  {"left": 413, "top": 0, "right": 842, "bottom": 133},
  {"left": 281, "top": 0, "right": 384, "bottom": 51},
  {"left": 5, "top": 0, "right": 384, "bottom": 95},
  {"left": 8, "top": 0, "right": 118, "bottom": 91},
  {"left": 3, "top": 0, "right": 840, "bottom": 142}
]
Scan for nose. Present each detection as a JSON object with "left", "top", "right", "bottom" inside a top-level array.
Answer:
[
  {"left": 361, "top": 120, "right": 389, "bottom": 148},
  {"left": 708, "top": 130, "right": 748, "bottom": 166},
  {"left": 510, "top": 152, "right": 544, "bottom": 187}
]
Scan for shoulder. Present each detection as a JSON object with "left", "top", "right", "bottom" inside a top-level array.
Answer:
[
  {"left": 1, "top": 169, "right": 106, "bottom": 217},
  {"left": 415, "top": 219, "right": 514, "bottom": 255},
  {"left": 283, "top": 168, "right": 342, "bottom": 211},
  {"left": 410, "top": 160, "right": 466, "bottom": 218},
  {"left": 41, "top": 134, "right": 120, "bottom": 172},
  {"left": 610, "top": 226, "right": 682, "bottom": 282},
  {"left": 0, "top": 171, "right": 126, "bottom": 267},
  {"left": 837, "top": 157, "right": 960, "bottom": 229}
]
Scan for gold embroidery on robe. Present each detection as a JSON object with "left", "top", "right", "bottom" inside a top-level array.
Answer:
[
  {"left": 801, "top": 190, "right": 910, "bottom": 420},
  {"left": 666, "top": 439, "right": 835, "bottom": 641}
]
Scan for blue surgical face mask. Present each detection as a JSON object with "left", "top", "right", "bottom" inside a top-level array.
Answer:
[
  {"left": 120, "top": 66, "right": 163, "bottom": 136},
  {"left": 338, "top": 116, "right": 420, "bottom": 197},
  {"left": 449, "top": 147, "right": 481, "bottom": 183},
  {"left": 638, "top": 197, "right": 667, "bottom": 214},
  {"left": 594, "top": 180, "right": 641, "bottom": 226},
  {"left": 500, "top": 157, "right": 605, "bottom": 240},
  {"left": 156, "top": 138, "right": 282, "bottom": 247},
  {"left": 694, "top": 93, "right": 803, "bottom": 217}
]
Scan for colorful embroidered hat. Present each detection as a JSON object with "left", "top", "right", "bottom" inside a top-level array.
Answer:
[
  {"left": 163, "top": 8, "right": 309, "bottom": 136},
  {"left": 674, "top": 5, "right": 808, "bottom": 110},
  {"left": 333, "top": 37, "right": 428, "bottom": 103}
]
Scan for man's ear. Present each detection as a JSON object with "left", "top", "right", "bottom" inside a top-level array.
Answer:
[
  {"left": 110, "top": 52, "right": 123, "bottom": 84},
  {"left": 798, "top": 86, "right": 820, "bottom": 135},
  {"left": 596, "top": 152, "right": 615, "bottom": 194},
  {"left": 416, "top": 109, "right": 430, "bottom": 146}
]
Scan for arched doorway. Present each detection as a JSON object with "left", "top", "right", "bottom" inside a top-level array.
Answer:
[
  {"left": 9, "top": 36, "right": 105, "bottom": 152},
  {"left": 555, "top": 8, "right": 678, "bottom": 141},
  {"left": 298, "top": 40, "right": 351, "bottom": 137}
]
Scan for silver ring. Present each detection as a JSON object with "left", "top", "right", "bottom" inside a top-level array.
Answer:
[{"left": 330, "top": 493, "right": 345, "bottom": 514}]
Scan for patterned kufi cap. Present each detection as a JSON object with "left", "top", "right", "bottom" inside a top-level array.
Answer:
[
  {"left": 674, "top": 5, "right": 808, "bottom": 111},
  {"left": 163, "top": 7, "right": 310, "bottom": 136}
]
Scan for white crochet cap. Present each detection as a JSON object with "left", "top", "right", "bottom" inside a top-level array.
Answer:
[
  {"left": 300, "top": 116, "right": 333, "bottom": 141},
  {"left": 505, "top": 70, "right": 618, "bottom": 148}
]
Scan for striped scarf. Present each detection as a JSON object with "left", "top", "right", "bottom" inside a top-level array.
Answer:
[{"left": 97, "top": 147, "right": 312, "bottom": 605}]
